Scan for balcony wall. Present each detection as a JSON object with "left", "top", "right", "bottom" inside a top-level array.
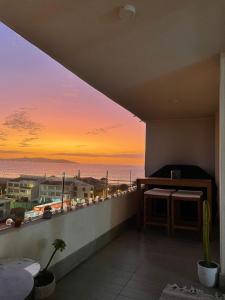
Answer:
[
  {"left": 145, "top": 117, "right": 215, "bottom": 176},
  {"left": 0, "top": 191, "right": 139, "bottom": 279}
]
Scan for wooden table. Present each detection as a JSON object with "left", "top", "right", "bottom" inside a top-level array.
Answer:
[{"left": 136, "top": 177, "right": 212, "bottom": 229}]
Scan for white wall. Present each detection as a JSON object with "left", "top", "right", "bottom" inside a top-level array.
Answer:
[
  {"left": 219, "top": 53, "right": 225, "bottom": 285},
  {"left": 145, "top": 117, "right": 215, "bottom": 176},
  {"left": 0, "top": 192, "right": 138, "bottom": 269},
  {"left": 215, "top": 112, "right": 219, "bottom": 187}
]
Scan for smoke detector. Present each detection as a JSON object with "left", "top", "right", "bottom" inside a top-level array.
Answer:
[{"left": 119, "top": 4, "right": 136, "bottom": 20}]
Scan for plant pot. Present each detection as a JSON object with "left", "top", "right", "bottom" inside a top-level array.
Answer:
[
  {"left": 43, "top": 211, "right": 52, "bottom": 220},
  {"left": 14, "top": 218, "right": 23, "bottom": 227},
  {"left": 34, "top": 270, "right": 56, "bottom": 299},
  {"left": 197, "top": 260, "right": 219, "bottom": 287}
]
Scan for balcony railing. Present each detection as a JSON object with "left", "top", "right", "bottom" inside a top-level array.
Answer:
[{"left": 0, "top": 170, "right": 139, "bottom": 232}]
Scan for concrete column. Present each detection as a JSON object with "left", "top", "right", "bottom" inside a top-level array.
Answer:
[{"left": 219, "top": 53, "right": 225, "bottom": 287}]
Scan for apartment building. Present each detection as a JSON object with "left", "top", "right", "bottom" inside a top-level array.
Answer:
[
  {"left": 73, "top": 178, "right": 94, "bottom": 200},
  {"left": 39, "top": 177, "right": 94, "bottom": 203},
  {"left": 6, "top": 176, "right": 44, "bottom": 202},
  {"left": 80, "top": 177, "right": 105, "bottom": 196}
]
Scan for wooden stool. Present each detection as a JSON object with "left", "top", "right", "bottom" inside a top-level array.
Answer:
[
  {"left": 144, "top": 188, "right": 176, "bottom": 234},
  {"left": 171, "top": 190, "right": 203, "bottom": 235}
]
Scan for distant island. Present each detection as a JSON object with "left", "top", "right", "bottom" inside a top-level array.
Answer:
[{"left": 0, "top": 157, "right": 79, "bottom": 164}]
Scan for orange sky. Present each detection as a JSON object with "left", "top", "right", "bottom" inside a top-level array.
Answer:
[{"left": 0, "top": 23, "right": 145, "bottom": 166}]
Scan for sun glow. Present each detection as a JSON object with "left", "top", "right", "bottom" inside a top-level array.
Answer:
[{"left": 0, "top": 23, "right": 145, "bottom": 166}]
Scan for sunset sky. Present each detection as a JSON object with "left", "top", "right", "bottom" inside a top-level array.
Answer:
[{"left": 0, "top": 23, "right": 145, "bottom": 166}]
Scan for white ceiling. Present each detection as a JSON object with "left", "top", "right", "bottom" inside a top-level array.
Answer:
[{"left": 0, "top": 0, "right": 224, "bottom": 121}]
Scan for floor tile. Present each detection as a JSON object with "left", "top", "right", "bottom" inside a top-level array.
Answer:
[{"left": 49, "top": 227, "right": 220, "bottom": 300}]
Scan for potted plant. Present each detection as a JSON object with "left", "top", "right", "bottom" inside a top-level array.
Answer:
[
  {"left": 14, "top": 217, "right": 23, "bottom": 227},
  {"left": 10, "top": 207, "right": 25, "bottom": 227},
  {"left": 34, "top": 239, "right": 66, "bottom": 299},
  {"left": 43, "top": 205, "right": 52, "bottom": 219},
  {"left": 197, "top": 200, "right": 219, "bottom": 287}
]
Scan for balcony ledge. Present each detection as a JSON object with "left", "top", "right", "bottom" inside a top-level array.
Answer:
[{"left": 0, "top": 190, "right": 139, "bottom": 281}]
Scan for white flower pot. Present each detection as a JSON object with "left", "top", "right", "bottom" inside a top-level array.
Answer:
[
  {"left": 34, "top": 271, "right": 56, "bottom": 299},
  {"left": 197, "top": 260, "right": 219, "bottom": 288}
]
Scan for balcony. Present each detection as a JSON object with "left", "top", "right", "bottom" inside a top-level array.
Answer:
[
  {"left": 0, "top": 186, "right": 220, "bottom": 299},
  {"left": 0, "top": 1, "right": 225, "bottom": 297}
]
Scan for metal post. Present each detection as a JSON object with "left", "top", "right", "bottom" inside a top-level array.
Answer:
[
  {"left": 61, "top": 172, "right": 65, "bottom": 213},
  {"left": 106, "top": 170, "right": 109, "bottom": 198},
  {"left": 129, "top": 170, "right": 132, "bottom": 188}
]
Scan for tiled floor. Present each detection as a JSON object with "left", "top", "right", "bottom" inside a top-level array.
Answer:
[{"left": 50, "top": 228, "right": 219, "bottom": 300}]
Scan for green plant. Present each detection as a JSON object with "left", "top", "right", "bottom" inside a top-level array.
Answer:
[
  {"left": 43, "top": 239, "right": 66, "bottom": 271},
  {"left": 202, "top": 200, "right": 211, "bottom": 267}
]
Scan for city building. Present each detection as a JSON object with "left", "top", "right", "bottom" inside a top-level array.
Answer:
[
  {"left": 6, "top": 176, "right": 44, "bottom": 202},
  {"left": 39, "top": 177, "right": 94, "bottom": 203},
  {"left": 80, "top": 177, "right": 105, "bottom": 197},
  {"left": 73, "top": 178, "right": 94, "bottom": 200},
  {"left": 39, "top": 179, "right": 74, "bottom": 203}
]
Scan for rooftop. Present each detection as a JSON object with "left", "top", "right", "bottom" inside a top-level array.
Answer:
[
  {"left": 80, "top": 177, "right": 105, "bottom": 186},
  {"left": 9, "top": 176, "right": 44, "bottom": 182},
  {"left": 41, "top": 180, "right": 74, "bottom": 186},
  {"left": 40, "top": 178, "right": 92, "bottom": 186}
]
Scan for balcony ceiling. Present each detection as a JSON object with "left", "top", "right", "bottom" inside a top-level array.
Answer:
[{"left": 0, "top": 0, "right": 225, "bottom": 121}]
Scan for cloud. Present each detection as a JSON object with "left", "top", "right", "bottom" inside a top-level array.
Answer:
[
  {"left": 19, "top": 137, "right": 39, "bottom": 147},
  {"left": 86, "top": 124, "right": 122, "bottom": 135},
  {"left": 0, "top": 149, "right": 31, "bottom": 154},
  {"left": 3, "top": 109, "right": 43, "bottom": 136},
  {"left": 0, "top": 130, "right": 8, "bottom": 142},
  {"left": 55, "top": 152, "right": 144, "bottom": 159},
  {"left": 2, "top": 108, "right": 43, "bottom": 147}
]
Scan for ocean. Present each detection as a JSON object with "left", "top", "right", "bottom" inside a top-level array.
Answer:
[{"left": 0, "top": 160, "right": 144, "bottom": 183}]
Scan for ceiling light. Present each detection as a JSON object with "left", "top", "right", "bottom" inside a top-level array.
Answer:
[{"left": 119, "top": 4, "right": 136, "bottom": 20}]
